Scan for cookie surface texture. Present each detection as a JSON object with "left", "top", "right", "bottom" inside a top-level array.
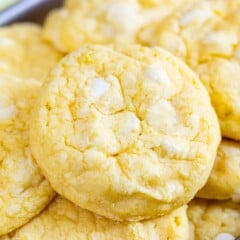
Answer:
[
  {"left": 30, "top": 45, "right": 220, "bottom": 221},
  {"left": 1, "top": 197, "right": 189, "bottom": 240},
  {"left": 138, "top": 0, "right": 235, "bottom": 66},
  {"left": 188, "top": 199, "right": 240, "bottom": 240},
  {"left": 43, "top": 0, "right": 191, "bottom": 53},
  {"left": 198, "top": 139, "right": 240, "bottom": 201},
  {"left": 0, "top": 75, "right": 55, "bottom": 236},
  {"left": 197, "top": 11, "right": 240, "bottom": 140},
  {"left": 0, "top": 23, "right": 62, "bottom": 81},
  {"left": 138, "top": 0, "right": 240, "bottom": 140}
]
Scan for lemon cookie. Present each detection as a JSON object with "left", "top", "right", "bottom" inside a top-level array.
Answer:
[
  {"left": 188, "top": 199, "right": 240, "bottom": 240},
  {"left": 197, "top": 13, "right": 240, "bottom": 140},
  {"left": 197, "top": 139, "right": 240, "bottom": 201},
  {"left": 1, "top": 197, "right": 189, "bottom": 240},
  {"left": 139, "top": 0, "right": 240, "bottom": 140},
  {"left": 30, "top": 45, "right": 220, "bottom": 221},
  {"left": 0, "top": 75, "right": 55, "bottom": 236},
  {"left": 0, "top": 23, "right": 62, "bottom": 81},
  {"left": 43, "top": 0, "right": 191, "bottom": 53},
  {"left": 138, "top": 0, "right": 232, "bottom": 66}
]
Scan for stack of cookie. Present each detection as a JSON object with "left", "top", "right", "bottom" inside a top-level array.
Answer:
[{"left": 0, "top": 0, "right": 239, "bottom": 239}]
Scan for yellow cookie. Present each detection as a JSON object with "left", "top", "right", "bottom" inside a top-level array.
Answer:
[
  {"left": 188, "top": 199, "right": 240, "bottom": 240},
  {"left": 43, "top": 0, "right": 191, "bottom": 53},
  {"left": 138, "top": 0, "right": 232, "bottom": 66},
  {"left": 0, "top": 75, "right": 55, "bottom": 236},
  {"left": 198, "top": 139, "right": 240, "bottom": 201},
  {"left": 197, "top": 13, "right": 240, "bottom": 140},
  {"left": 138, "top": 0, "right": 240, "bottom": 140},
  {"left": 1, "top": 196, "right": 189, "bottom": 240},
  {"left": 0, "top": 23, "right": 62, "bottom": 81},
  {"left": 30, "top": 45, "right": 220, "bottom": 221}
]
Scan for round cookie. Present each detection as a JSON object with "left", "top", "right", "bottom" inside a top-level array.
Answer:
[
  {"left": 0, "top": 23, "right": 62, "bottom": 81},
  {"left": 30, "top": 45, "right": 220, "bottom": 221},
  {"left": 196, "top": 13, "right": 240, "bottom": 140},
  {"left": 1, "top": 197, "right": 189, "bottom": 240},
  {"left": 188, "top": 199, "right": 240, "bottom": 240},
  {"left": 198, "top": 139, "right": 240, "bottom": 201},
  {"left": 0, "top": 75, "right": 55, "bottom": 236},
  {"left": 138, "top": 0, "right": 240, "bottom": 140},
  {"left": 138, "top": 0, "right": 233, "bottom": 66},
  {"left": 43, "top": 0, "right": 191, "bottom": 53}
]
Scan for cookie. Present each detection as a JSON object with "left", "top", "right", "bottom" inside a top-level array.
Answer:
[
  {"left": 43, "top": 0, "right": 191, "bottom": 53},
  {"left": 0, "top": 75, "right": 55, "bottom": 236},
  {"left": 138, "top": 0, "right": 232, "bottom": 66},
  {"left": 30, "top": 45, "right": 220, "bottom": 221},
  {"left": 197, "top": 13, "right": 240, "bottom": 140},
  {"left": 1, "top": 197, "right": 189, "bottom": 240},
  {"left": 138, "top": 0, "right": 240, "bottom": 140},
  {"left": 0, "top": 23, "right": 62, "bottom": 81},
  {"left": 197, "top": 139, "right": 240, "bottom": 201},
  {"left": 188, "top": 199, "right": 240, "bottom": 240}
]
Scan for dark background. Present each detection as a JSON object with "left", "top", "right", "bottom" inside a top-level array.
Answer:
[{"left": 0, "top": 0, "right": 63, "bottom": 26}]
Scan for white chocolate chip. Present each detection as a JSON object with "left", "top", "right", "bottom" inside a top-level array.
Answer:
[
  {"left": 161, "top": 139, "right": 187, "bottom": 157},
  {"left": 166, "top": 181, "right": 184, "bottom": 197},
  {"left": 0, "top": 38, "right": 16, "bottom": 47},
  {"left": 166, "top": 182, "right": 177, "bottom": 195},
  {"left": 187, "top": 114, "right": 200, "bottom": 127},
  {"left": 180, "top": 3, "right": 213, "bottom": 26},
  {"left": 203, "top": 31, "right": 238, "bottom": 46},
  {"left": 125, "top": 113, "right": 140, "bottom": 133},
  {"left": 114, "top": 112, "right": 140, "bottom": 135},
  {"left": 144, "top": 63, "right": 170, "bottom": 84},
  {"left": 89, "top": 78, "right": 110, "bottom": 98},
  {"left": 0, "top": 105, "right": 17, "bottom": 121},
  {"left": 106, "top": 3, "right": 138, "bottom": 32},
  {"left": 147, "top": 99, "right": 177, "bottom": 131},
  {"left": 214, "top": 233, "right": 235, "bottom": 240}
]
